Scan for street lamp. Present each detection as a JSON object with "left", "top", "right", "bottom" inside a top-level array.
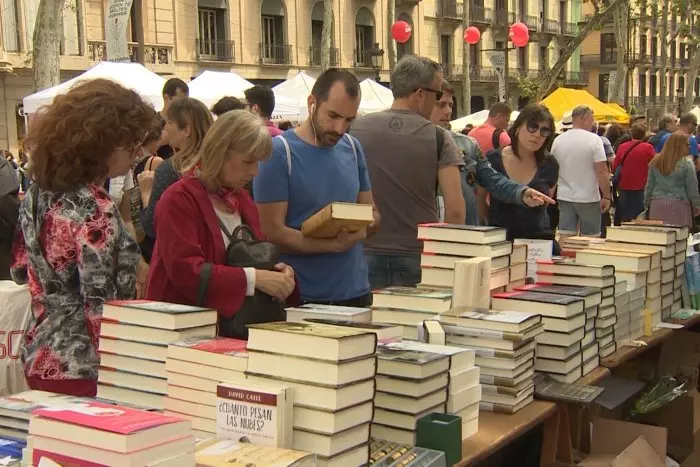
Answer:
[
  {"left": 676, "top": 87, "right": 684, "bottom": 117},
  {"left": 369, "top": 43, "right": 384, "bottom": 82}
]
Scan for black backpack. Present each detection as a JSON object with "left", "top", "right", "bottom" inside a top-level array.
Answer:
[{"left": 492, "top": 128, "right": 504, "bottom": 150}]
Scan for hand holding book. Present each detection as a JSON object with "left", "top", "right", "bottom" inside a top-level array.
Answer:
[{"left": 334, "top": 227, "right": 367, "bottom": 252}]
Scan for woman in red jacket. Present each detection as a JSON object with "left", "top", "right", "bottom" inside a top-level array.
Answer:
[{"left": 146, "top": 110, "right": 299, "bottom": 324}]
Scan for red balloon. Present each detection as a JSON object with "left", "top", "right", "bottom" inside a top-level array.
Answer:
[
  {"left": 509, "top": 22, "right": 529, "bottom": 47},
  {"left": 391, "top": 21, "right": 412, "bottom": 44},
  {"left": 463, "top": 26, "right": 481, "bottom": 45}
]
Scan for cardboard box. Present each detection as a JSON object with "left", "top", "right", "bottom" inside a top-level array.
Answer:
[{"left": 578, "top": 418, "right": 666, "bottom": 467}]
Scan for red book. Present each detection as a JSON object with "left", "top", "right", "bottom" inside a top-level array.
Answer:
[
  {"left": 33, "top": 449, "right": 106, "bottom": 467},
  {"left": 167, "top": 337, "right": 248, "bottom": 370}
]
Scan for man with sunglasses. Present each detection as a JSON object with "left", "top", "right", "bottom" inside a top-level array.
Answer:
[
  {"left": 431, "top": 81, "right": 556, "bottom": 225},
  {"left": 658, "top": 112, "right": 699, "bottom": 157}
]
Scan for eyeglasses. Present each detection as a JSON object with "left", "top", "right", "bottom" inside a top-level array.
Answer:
[
  {"left": 526, "top": 121, "right": 553, "bottom": 138},
  {"left": 418, "top": 87, "right": 444, "bottom": 100}
]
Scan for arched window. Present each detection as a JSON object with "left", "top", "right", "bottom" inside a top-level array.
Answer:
[
  {"left": 396, "top": 13, "right": 413, "bottom": 61},
  {"left": 355, "top": 7, "right": 374, "bottom": 67},
  {"left": 260, "top": 0, "right": 290, "bottom": 64},
  {"left": 1, "top": 0, "right": 20, "bottom": 52},
  {"left": 197, "top": 0, "right": 232, "bottom": 61},
  {"left": 310, "top": 1, "right": 336, "bottom": 66}
]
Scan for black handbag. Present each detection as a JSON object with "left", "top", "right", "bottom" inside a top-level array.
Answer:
[{"left": 197, "top": 223, "right": 286, "bottom": 340}]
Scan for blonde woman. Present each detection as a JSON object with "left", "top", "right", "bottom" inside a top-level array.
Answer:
[
  {"left": 146, "top": 110, "right": 299, "bottom": 328},
  {"left": 139, "top": 97, "right": 213, "bottom": 239},
  {"left": 644, "top": 132, "right": 700, "bottom": 227}
]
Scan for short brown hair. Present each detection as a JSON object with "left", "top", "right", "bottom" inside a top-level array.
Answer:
[
  {"left": 167, "top": 97, "right": 213, "bottom": 174},
  {"left": 198, "top": 110, "right": 272, "bottom": 191},
  {"left": 26, "top": 78, "right": 155, "bottom": 192},
  {"left": 630, "top": 124, "right": 646, "bottom": 140},
  {"left": 441, "top": 80, "right": 455, "bottom": 96},
  {"left": 488, "top": 102, "right": 511, "bottom": 118}
]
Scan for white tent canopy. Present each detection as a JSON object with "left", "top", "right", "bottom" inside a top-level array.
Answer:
[
  {"left": 450, "top": 109, "right": 520, "bottom": 131},
  {"left": 23, "top": 62, "right": 166, "bottom": 114},
  {"left": 273, "top": 72, "right": 316, "bottom": 120},
  {"left": 188, "top": 70, "right": 300, "bottom": 120},
  {"left": 690, "top": 106, "right": 700, "bottom": 120},
  {"left": 358, "top": 79, "right": 393, "bottom": 115}
]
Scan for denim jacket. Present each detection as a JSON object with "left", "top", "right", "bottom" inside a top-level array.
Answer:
[
  {"left": 452, "top": 133, "right": 526, "bottom": 224},
  {"left": 644, "top": 158, "right": 700, "bottom": 209}
]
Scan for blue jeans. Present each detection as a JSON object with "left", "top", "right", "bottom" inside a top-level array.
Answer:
[{"left": 366, "top": 254, "right": 421, "bottom": 290}]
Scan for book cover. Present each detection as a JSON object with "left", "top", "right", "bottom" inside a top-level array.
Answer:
[
  {"left": 536, "top": 257, "right": 606, "bottom": 267},
  {"left": 216, "top": 383, "right": 289, "bottom": 448},
  {"left": 418, "top": 223, "right": 504, "bottom": 232},
  {"left": 491, "top": 291, "right": 584, "bottom": 306},
  {"left": 195, "top": 439, "right": 313, "bottom": 466},
  {"left": 105, "top": 300, "right": 213, "bottom": 314},
  {"left": 516, "top": 284, "right": 601, "bottom": 297},
  {"left": 441, "top": 307, "right": 538, "bottom": 324},
  {"left": 169, "top": 337, "right": 248, "bottom": 356},
  {"left": 376, "top": 346, "right": 448, "bottom": 365},
  {"left": 34, "top": 450, "right": 107, "bottom": 467},
  {"left": 383, "top": 340, "right": 468, "bottom": 357},
  {"left": 288, "top": 304, "right": 370, "bottom": 315},
  {"left": 247, "top": 321, "right": 373, "bottom": 339},
  {"left": 372, "top": 286, "right": 452, "bottom": 299},
  {"left": 303, "top": 318, "right": 395, "bottom": 331},
  {"left": 32, "top": 401, "right": 184, "bottom": 434},
  {"left": 0, "top": 392, "right": 89, "bottom": 419}
]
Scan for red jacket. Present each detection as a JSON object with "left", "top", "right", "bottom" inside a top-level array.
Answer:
[{"left": 146, "top": 177, "right": 299, "bottom": 317}]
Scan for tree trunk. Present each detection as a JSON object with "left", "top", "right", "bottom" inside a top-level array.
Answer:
[
  {"left": 461, "top": 1, "right": 471, "bottom": 115},
  {"left": 320, "top": 0, "right": 333, "bottom": 70},
  {"left": 684, "top": 44, "right": 700, "bottom": 113},
  {"left": 534, "top": 0, "right": 624, "bottom": 101},
  {"left": 32, "top": 0, "right": 66, "bottom": 92},
  {"left": 658, "top": 0, "right": 669, "bottom": 114},
  {"left": 609, "top": 0, "right": 628, "bottom": 103},
  {"left": 387, "top": 0, "right": 397, "bottom": 71}
]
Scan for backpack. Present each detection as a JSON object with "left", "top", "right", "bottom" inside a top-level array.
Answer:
[
  {"left": 492, "top": 128, "right": 504, "bottom": 150},
  {"left": 0, "top": 158, "right": 19, "bottom": 280}
]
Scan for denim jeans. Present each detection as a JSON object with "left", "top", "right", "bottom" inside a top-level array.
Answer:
[{"left": 366, "top": 253, "right": 421, "bottom": 290}]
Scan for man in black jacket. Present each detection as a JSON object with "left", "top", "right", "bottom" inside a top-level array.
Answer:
[{"left": 0, "top": 156, "right": 19, "bottom": 280}]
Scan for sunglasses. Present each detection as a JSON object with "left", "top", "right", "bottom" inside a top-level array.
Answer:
[
  {"left": 526, "top": 121, "right": 553, "bottom": 138},
  {"left": 418, "top": 87, "right": 444, "bottom": 100}
]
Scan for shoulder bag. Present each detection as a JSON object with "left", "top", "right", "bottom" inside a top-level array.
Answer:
[
  {"left": 197, "top": 223, "right": 285, "bottom": 340},
  {"left": 612, "top": 141, "right": 642, "bottom": 188}
]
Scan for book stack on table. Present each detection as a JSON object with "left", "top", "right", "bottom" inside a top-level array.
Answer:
[
  {"left": 164, "top": 337, "right": 248, "bottom": 438},
  {"left": 438, "top": 308, "right": 543, "bottom": 413},
  {"left": 371, "top": 286, "right": 452, "bottom": 341},
  {"left": 96, "top": 300, "right": 218, "bottom": 410},
  {"left": 613, "top": 282, "right": 631, "bottom": 346},
  {"left": 491, "top": 289, "right": 598, "bottom": 383},
  {"left": 374, "top": 341, "right": 480, "bottom": 440},
  {"left": 25, "top": 401, "right": 194, "bottom": 465},
  {"left": 245, "top": 322, "right": 376, "bottom": 467},
  {"left": 416, "top": 224, "right": 521, "bottom": 292}
]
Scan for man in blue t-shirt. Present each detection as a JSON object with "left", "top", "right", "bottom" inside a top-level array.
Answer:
[
  {"left": 253, "top": 69, "right": 380, "bottom": 306},
  {"left": 657, "top": 112, "right": 699, "bottom": 156}
]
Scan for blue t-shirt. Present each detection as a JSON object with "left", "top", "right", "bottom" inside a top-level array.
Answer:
[
  {"left": 658, "top": 132, "right": 699, "bottom": 156},
  {"left": 253, "top": 130, "right": 371, "bottom": 302}
]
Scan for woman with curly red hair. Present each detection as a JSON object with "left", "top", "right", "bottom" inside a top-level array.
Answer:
[{"left": 11, "top": 78, "right": 155, "bottom": 397}]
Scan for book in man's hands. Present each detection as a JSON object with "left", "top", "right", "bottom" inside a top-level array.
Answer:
[{"left": 301, "top": 202, "right": 373, "bottom": 238}]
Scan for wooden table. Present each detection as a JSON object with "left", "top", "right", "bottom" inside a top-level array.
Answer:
[
  {"left": 457, "top": 401, "right": 558, "bottom": 466},
  {"left": 600, "top": 328, "right": 673, "bottom": 369}
]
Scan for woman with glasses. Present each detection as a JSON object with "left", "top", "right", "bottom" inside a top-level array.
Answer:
[
  {"left": 10, "top": 79, "right": 154, "bottom": 396},
  {"left": 477, "top": 104, "right": 559, "bottom": 242}
]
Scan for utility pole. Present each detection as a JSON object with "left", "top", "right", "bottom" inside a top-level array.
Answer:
[{"left": 133, "top": 0, "right": 145, "bottom": 64}]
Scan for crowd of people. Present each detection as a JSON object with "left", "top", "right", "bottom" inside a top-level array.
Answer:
[{"left": 0, "top": 52, "right": 696, "bottom": 399}]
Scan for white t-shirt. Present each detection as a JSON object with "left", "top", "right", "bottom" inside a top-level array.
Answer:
[
  {"left": 108, "top": 170, "right": 135, "bottom": 206},
  {"left": 551, "top": 129, "right": 607, "bottom": 203}
]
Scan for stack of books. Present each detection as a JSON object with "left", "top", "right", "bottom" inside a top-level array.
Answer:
[
  {"left": 376, "top": 340, "right": 480, "bottom": 439},
  {"left": 438, "top": 308, "right": 543, "bottom": 413},
  {"left": 195, "top": 439, "right": 316, "bottom": 466},
  {"left": 25, "top": 400, "right": 194, "bottom": 465},
  {"left": 97, "top": 300, "right": 217, "bottom": 410},
  {"left": 164, "top": 337, "right": 248, "bottom": 438},
  {"left": 628, "top": 285, "right": 647, "bottom": 340},
  {"left": 506, "top": 244, "right": 528, "bottom": 291},
  {"left": 245, "top": 322, "right": 376, "bottom": 466},
  {"left": 613, "top": 282, "right": 631, "bottom": 346},
  {"left": 417, "top": 223, "right": 512, "bottom": 291},
  {"left": 511, "top": 284, "right": 604, "bottom": 375},
  {"left": 490, "top": 290, "right": 595, "bottom": 383},
  {"left": 371, "top": 346, "right": 449, "bottom": 444},
  {"left": 371, "top": 286, "right": 452, "bottom": 341}
]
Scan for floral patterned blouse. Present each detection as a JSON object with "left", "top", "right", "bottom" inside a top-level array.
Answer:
[{"left": 11, "top": 184, "right": 140, "bottom": 381}]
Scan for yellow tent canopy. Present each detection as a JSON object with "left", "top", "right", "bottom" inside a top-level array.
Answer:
[{"left": 540, "top": 88, "right": 630, "bottom": 124}]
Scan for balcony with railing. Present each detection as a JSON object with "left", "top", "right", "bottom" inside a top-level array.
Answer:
[
  {"left": 522, "top": 15, "right": 539, "bottom": 31},
  {"left": 196, "top": 39, "right": 235, "bottom": 62},
  {"left": 626, "top": 51, "right": 652, "bottom": 65},
  {"left": 542, "top": 19, "right": 560, "bottom": 34},
  {"left": 564, "top": 71, "right": 589, "bottom": 86},
  {"left": 471, "top": 5, "right": 492, "bottom": 24},
  {"left": 354, "top": 49, "right": 376, "bottom": 68},
  {"left": 259, "top": 43, "right": 293, "bottom": 65},
  {"left": 562, "top": 22, "right": 578, "bottom": 36},
  {"left": 87, "top": 41, "right": 173, "bottom": 70},
  {"left": 679, "top": 57, "right": 691, "bottom": 68},
  {"left": 491, "top": 9, "right": 512, "bottom": 26},
  {"left": 309, "top": 47, "right": 340, "bottom": 67},
  {"left": 436, "top": 0, "right": 463, "bottom": 19},
  {"left": 580, "top": 53, "right": 617, "bottom": 65}
]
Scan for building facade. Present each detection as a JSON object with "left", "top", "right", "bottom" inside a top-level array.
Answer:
[
  {"left": 581, "top": 1, "right": 699, "bottom": 116},
  {"left": 0, "top": 0, "right": 585, "bottom": 152}
]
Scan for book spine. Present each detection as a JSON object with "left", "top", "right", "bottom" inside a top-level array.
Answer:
[{"left": 33, "top": 449, "right": 108, "bottom": 467}]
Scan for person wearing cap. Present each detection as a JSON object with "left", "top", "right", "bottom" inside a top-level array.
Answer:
[{"left": 550, "top": 105, "right": 611, "bottom": 239}]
